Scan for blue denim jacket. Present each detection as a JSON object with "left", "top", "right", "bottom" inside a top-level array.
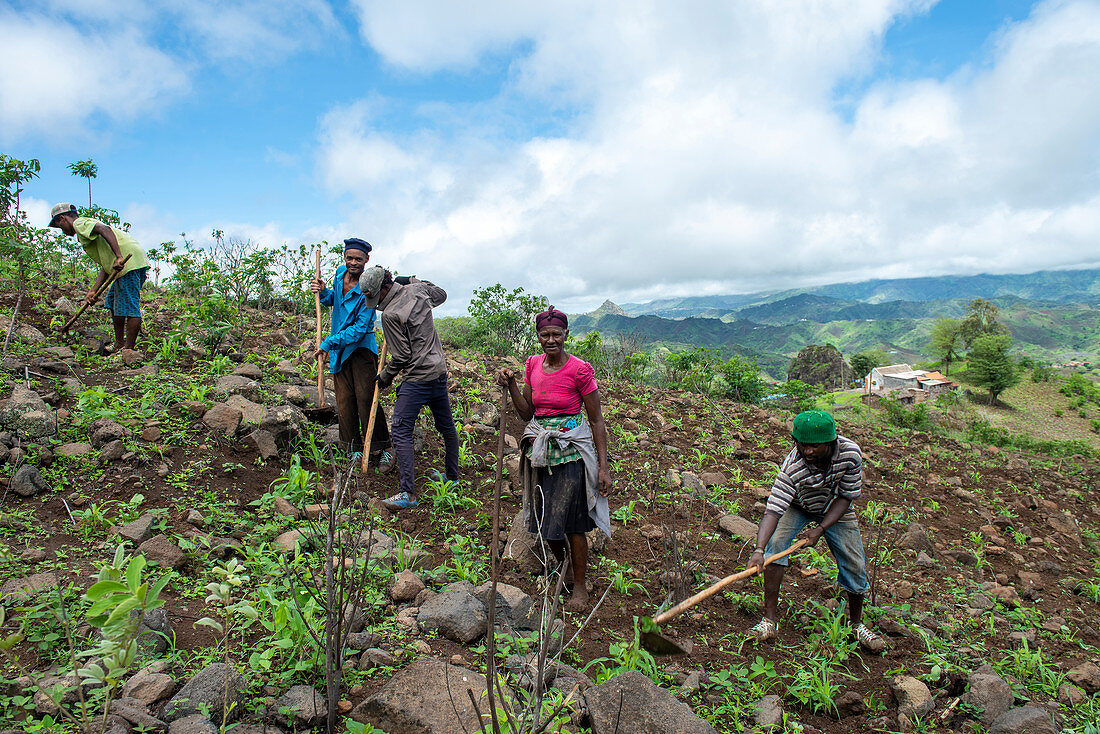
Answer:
[{"left": 318, "top": 264, "right": 378, "bottom": 374}]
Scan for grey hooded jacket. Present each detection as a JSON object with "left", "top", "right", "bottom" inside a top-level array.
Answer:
[{"left": 377, "top": 279, "right": 448, "bottom": 384}]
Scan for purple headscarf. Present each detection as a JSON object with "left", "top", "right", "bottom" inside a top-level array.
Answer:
[{"left": 535, "top": 306, "right": 568, "bottom": 331}]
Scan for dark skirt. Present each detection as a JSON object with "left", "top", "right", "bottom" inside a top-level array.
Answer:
[{"left": 528, "top": 458, "right": 595, "bottom": 540}]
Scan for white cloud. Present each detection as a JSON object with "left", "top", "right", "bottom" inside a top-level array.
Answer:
[
  {"left": 0, "top": 1, "right": 341, "bottom": 141},
  {"left": 161, "top": 0, "right": 342, "bottom": 62},
  {"left": 20, "top": 197, "right": 54, "bottom": 231},
  {"left": 316, "top": 0, "right": 1100, "bottom": 313},
  {"left": 0, "top": 10, "right": 189, "bottom": 140}
]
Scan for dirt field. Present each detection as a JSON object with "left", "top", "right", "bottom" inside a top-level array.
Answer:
[{"left": 2, "top": 286, "right": 1099, "bottom": 733}]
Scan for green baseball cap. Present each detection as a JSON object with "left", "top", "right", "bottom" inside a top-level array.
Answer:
[{"left": 792, "top": 410, "right": 836, "bottom": 444}]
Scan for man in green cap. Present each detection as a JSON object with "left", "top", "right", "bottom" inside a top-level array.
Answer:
[
  {"left": 48, "top": 203, "right": 150, "bottom": 353},
  {"left": 744, "top": 410, "right": 886, "bottom": 652}
]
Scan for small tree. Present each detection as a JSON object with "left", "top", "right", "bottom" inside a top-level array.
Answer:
[
  {"left": 468, "top": 283, "right": 548, "bottom": 356},
  {"left": 849, "top": 350, "right": 888, "bottom": 381},
  {"left": 967, "top": 334, "right": 1021, "bottom": 405},
  {"left": 1, "top": 154, "right": 43, "bottom": 352},
  {"left": 68, "top": 158, "right": 98, "bottom": 208},
  {"left": 717, "top": 355, "right": 767, "bottom": 404},
  {"left": 929, "top": 317, "right": 964, "bottom": 374},
  {"left": 663, "top": 347, "right": 718, "bottom": 390},
  {"left": 772, "top": 379, "right": 823, "bottom": 412}
]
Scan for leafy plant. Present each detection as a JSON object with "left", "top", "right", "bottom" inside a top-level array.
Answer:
[
  {"left": 611, "top": 499, "right": 640, "bottom": 525},
  {"left": 603, "top": 560, "right": 646, "bottom": 596},
  {"left": 267, "top": 454, "right": 317, "bottom": 506},
  {"left": 0, "top": 546, "right": 171, "bottom": 733},
  {"left": 587, "top": 618, "right": 661, "bottom": 684},
  {"left": 442, "top": 534, "right": 486, "bottom": 584},
  {"left": 786, "top": 656, "right": 849, "bottom": 716},
  {"left": 424, "top": 474, "right": 477, "bottom": 514}
]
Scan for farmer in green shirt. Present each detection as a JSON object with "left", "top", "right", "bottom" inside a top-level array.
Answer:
[{"left": 49, "top": 203, "right": 151, "bottom": 353}]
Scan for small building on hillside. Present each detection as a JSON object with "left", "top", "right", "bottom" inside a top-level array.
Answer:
[
  {"left": 913, "top": 371, "right": 954, "bottom": 396},
  {"left": 864, "top": 364, "right": 955, "bottom": 402},
  {"left": 867, "top": 364, "right": 912, "bottom": 392}
]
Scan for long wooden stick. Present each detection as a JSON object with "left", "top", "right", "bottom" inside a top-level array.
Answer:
[
  {"left": 360, "top": 340, "right": 388, "bottom": 474},
  {"left": 652, "top": 539, "right": 808, "bottom": 625},
  {"left": 60, "top": 254, "right": 132, "bottom": 332},
  {"left": 314, "top": 249, "right": 326, "bottom": 408},
  {"left": 484, "top": 392, "right": 508, "bottom": 734}
]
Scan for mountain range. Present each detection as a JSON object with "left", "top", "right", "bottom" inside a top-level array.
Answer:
[{"left": 572, "top": 268, "right": 1100, "bottom": 378}]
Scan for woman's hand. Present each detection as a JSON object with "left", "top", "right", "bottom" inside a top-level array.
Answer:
[
  {"left": 497, "top": 368, "right": 516, "bottom": 387},
  {"left": 597, "top": 466, "right": 612, "bottom": 497}
]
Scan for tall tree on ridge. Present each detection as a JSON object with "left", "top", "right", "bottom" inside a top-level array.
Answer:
[
  {"left": 929, "top": 318, "right": 964, "bottom": 375},
  {"left": 959, "top": 298, "right": 1008, "bottom": 347},
  {"left": 68, "top": 158, "right": 98, "bottom": 208}
]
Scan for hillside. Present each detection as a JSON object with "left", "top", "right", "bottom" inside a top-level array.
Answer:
[
  {"left": 2, "top": 284, "right": 1099, "bottom": 734},
  {"left": 733, "top": 295, "right": 961, "bottom": 326},
  {"left": 574, "top": 294, "right": 1100, "bottom": 374},
  {"left": 622, "top": 267, "right": 1100, "bottom": 318}
]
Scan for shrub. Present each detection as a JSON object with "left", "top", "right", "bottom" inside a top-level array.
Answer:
[
  {"left": 467, "top": 284, "right": 548, "bottom": 356},
  {"left": 882, "top": 399, "right": 934, "bottom": 430},
  {"left": 1030, "top": 362, "right": 1055, "bottom": 382},
  {"left": 435, "top": 316, "right": 478, "bottom": 350},
  {"left": 716, "top": 355, "right": 767, "bottom": 404},
  {"left": 766, "top": 379, "right": 823, "bottom": 412},
  {"left": 966, "top": 418, "right": 1097, "bottom": 458}
]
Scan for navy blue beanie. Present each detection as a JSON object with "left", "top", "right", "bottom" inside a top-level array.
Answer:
[{"left": 343, "top": 237, "right": 372, "bottom": 255}]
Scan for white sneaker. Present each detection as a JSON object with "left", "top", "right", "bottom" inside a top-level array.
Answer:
[
  {"left": 853, "top": 623, "right": 886, "bottom": 652},
  {"left": 747, "top": 617, "right": 778, "bottom": 642}
]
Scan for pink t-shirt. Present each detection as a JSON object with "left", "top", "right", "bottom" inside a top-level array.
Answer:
[{"left": 525, "top": 354, "right": 598, "bottom": 416}]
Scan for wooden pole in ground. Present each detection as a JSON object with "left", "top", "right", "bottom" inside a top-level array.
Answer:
[
  {"left": 314, "top": 249, "right": 326, "bottom": 408},
  {"left": 360, "top": 341, "right": 388, "bottom": 474},
  {"left": 484, "top": 392, "right": 508, "bottom": 734}
]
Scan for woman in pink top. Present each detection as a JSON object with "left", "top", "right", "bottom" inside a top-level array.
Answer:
[{"left": 500, "top": 307, "right": 612, "bottom": 612}]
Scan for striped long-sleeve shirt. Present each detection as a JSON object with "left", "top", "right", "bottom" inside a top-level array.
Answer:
[{"left": 764, "top": 435, "right": 862, "bottom": 516}]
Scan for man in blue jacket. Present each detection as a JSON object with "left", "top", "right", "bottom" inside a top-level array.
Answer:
[{"left": 311, "top": 238, "right": 392, "bottom": 471}]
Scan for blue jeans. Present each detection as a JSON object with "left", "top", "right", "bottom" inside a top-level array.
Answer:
[
  {"left": 391, "top": 375, "right": 459, "bottom": 497},
  {"left": 764, "top": 505, "right": 869, "bottom": 595}
]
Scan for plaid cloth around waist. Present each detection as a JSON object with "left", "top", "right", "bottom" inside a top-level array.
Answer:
[{"left": 527, "top": 413, "right": 583, "bottom": 467}]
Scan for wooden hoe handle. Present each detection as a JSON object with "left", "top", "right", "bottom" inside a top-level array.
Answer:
[
  {"left": 314, "top": 249, "right": 326, "bottom": 408},
  {"left": 360, "top": 340, "right": 388, "bottom": 474},
  {"left": 652, "top": 539, "right": 809, "bottom": 625},
  {"left": 60, "top": 254, "right": 133, "bottom": 332}
]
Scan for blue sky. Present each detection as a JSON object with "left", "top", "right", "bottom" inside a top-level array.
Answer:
[{"left": 3, "top": 0, "right": 1099, "bottom": 314}]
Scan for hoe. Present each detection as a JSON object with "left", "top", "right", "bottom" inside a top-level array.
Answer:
[
  {"left": 640, "top": 539, "right": 807, "bottom": 655},
  {"left": 59, "top": 254, "right": 132, "bottom": 333}
]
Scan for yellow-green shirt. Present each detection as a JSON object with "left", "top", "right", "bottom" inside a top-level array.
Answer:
[{"left": 73, "top": 217, "right": 150, "bottom": 276}]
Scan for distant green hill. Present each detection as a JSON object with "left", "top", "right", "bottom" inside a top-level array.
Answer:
[
  {"left": 733, "top": 294, "right": 966, "bottom": 325},
  {"left": 622, "top": 267, "right": 1100, "bottom": 318},
  {"left": 575, "top": 292, "right": 1100, "bottom": 380}
]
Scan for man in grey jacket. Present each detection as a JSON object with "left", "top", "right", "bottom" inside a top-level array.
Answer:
[{"left": 359, "top": 266, "right": 459, "bottom": 511}]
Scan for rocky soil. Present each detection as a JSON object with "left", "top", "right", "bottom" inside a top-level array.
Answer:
[{"left": 1, "top": 285, "right": 1098, "bottom": 733}]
